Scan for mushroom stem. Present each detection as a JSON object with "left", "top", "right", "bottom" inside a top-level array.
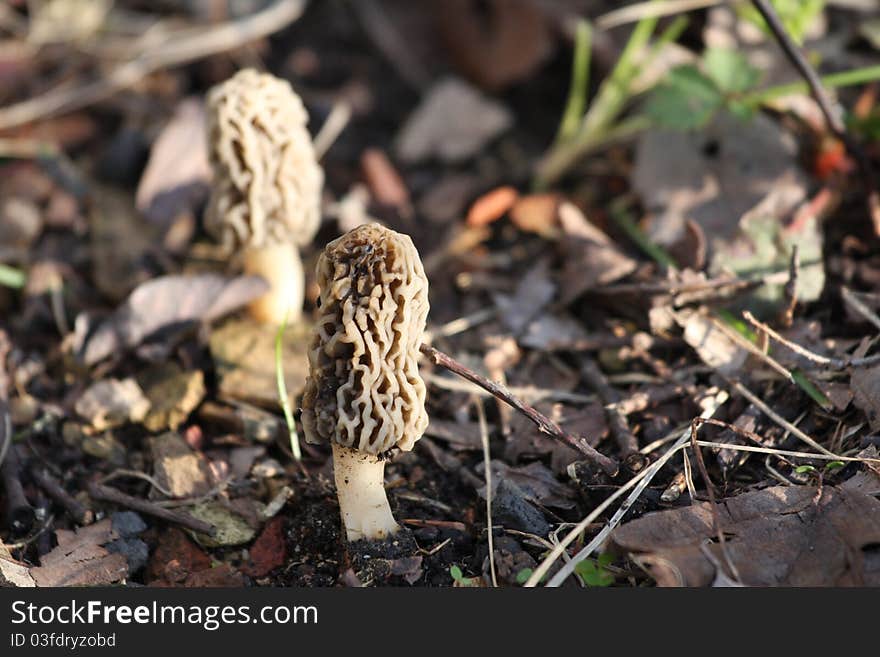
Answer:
[
  {"left": 331, "top": 442, "right": 399, "bottom": 542},
  {"left": 242, "top": 242, "right": 304, "bottom": 325}
]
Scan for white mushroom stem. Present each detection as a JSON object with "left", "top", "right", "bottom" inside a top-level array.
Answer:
[
  {"left": 242, "top": 242, "right": 304, "bottom": 325},
  {"left": 332, "top": 442, "right": 400, "bottom": 542}
]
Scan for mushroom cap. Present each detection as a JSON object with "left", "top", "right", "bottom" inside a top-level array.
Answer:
[
  {"left": 301, "top": 224, "right": 429, "bottom": 455},
  {"left": 204, "top": 68, "right": 323, "bottom": 250}
]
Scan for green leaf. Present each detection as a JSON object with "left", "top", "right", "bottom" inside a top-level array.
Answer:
[
  {"left": 704, "top": 48, "right": 760, "bottom": 94},
  {"left": 791, "top": 368, "right": 833, "bottom": 410},
  {"left": 795, "top": 465, "right": 817, "bottom": 474},
  {"left": 824, "top": 461, "right": 845, "bottom": 471},
  {"left": 646, "top": 65, "right": 723, "bottom": 130},
  {"left": 574, "top": 557, "right": 615, "bottom": 587},
  {"left": 450, "top": 565, "right": 464, "bottom": 581},
  {"left": 515, "top": 568, "right": 533, "bottom": 585}
]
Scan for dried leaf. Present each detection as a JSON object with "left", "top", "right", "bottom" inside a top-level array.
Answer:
[
  {"left": 678, "top": 310, "right": 749, "bottom": 376},
  {"left": 136, "top": 98, "right": 211, "bottom": 225},
  {"left": 852, "top": 365, "right": 880, "bottom": 431},
  {"left": 611, "top": 485, "right": 880, "bottom": 586},
  {"left": 395, "top": 77, "right": 513, "bottom": 164},
  {"left": 30, "top": 519, "right": 128, "bottom": 587},
  {"left": 493, "top": 262, "right": 556, "bottom": 335},
  {"left": 78, "top": 273, "right": 268, "bottom": 365},
  {"left": 140, "top": 363, "right": 206, "bottom": 432}
]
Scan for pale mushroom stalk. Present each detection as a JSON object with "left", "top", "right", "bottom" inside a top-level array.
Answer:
[
  {"left": 242, "top": 242, "right": 304, "bottom": 324},
  {"left": 205, "top": 69, "right": 323, "bottom": 325},
  {"left": 332, "top": 443, "right": 399, "bottom": 541},
  {"left": 301, "top": 224, "right": 430, "bottom": 542}
]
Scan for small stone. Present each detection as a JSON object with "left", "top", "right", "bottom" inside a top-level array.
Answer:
[
  {"left": 75, "top": 378, "right": 151, "bottom": 431},
  {"left": 139, "top": 363, "right": 205, "bottom": 432},
  {"left": 111, "top": 511, "right": 147, "bottom": 538}
]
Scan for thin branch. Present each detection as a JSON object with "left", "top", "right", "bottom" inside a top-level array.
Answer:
[
  {"left": 0, "top": 0, "right": 308, "bottom": 130},
  {"left": 743, "top": 310, "right": 880, "bottom": 369},
  {"left": 88, "top": 482, "right": 216, "bottom": 536},
  {"left": 726, "top": 379, "right": 837, "bottom": 457},
  {"left": 841, "top": 286, "right": 880, "bottom": 333},
  {"left": 581, "top": 358, "right": 647, "bottom": 472},
  {"left": 751, "top": 0, "right": 880, "bottom": 231},
  {"left": 420, "top": 345, "right": 619, "bottom": 476},
  {"left": 30, "top": 466, "right": 94, "bottom": 525}
]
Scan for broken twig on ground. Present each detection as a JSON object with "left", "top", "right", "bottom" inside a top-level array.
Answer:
[
  {"left": 88, "top": 483, "right": 216, "bottom": 536},
  {"left": 421, "top": 344, "right": 619, "bottom": 476}
]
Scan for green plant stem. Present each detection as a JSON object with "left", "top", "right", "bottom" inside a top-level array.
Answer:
[
  {"left": 536, "top": 115, "right": 650, "bottom": 190},
  {"left": 743, "top": 64, "right": 880, "bottom": 106},
  {"left": 274, "top": 310, "right": 301, "bottom": 462},
  {"left": 555, "top": 20, "right": 592, "bottom": 145},
  {"left": 609, "top": 200, "right": 678, "bottom": 269},
  {"left": 536, "top": 12, "right": 687, "bottom": 189},
  {"left": 0, "top": 264, "right": 25, "bottom": 289}
]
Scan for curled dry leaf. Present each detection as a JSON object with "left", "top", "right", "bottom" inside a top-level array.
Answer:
[
  {"left": 136, "top": 98, "right": 211, "bottom": 225},
  {"left": 395, "top": 77, "right": 513, "bottom": 164},
  {"left": 76, "top": 273, "right": 269, "bottom": 366},
  {"left": 611, "top": 485, "right": 880, "bottom": 586}
]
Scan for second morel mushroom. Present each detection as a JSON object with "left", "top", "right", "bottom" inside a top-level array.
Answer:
[
  {"left": 205, "top": 68, "right": 323, "bottom": 324},
  {"left": 301, "top": 224, "right": 429, "bottom": 542}
]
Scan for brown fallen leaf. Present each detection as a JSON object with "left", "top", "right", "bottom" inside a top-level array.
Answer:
[
  {"left": 557, "top": 203, "right": 638, "bottom": 304},
  {"left": 136, "top": 98, "right": 211, "bottom": 225},
  {"left": 242, "top": 516, "right": 287, "bottom": 578},
  {"left": 611, "top": 485, "right": 880, "bottom": 586},
  {"left": 77, "top": 273, "right": 268, "bottom": 365},
  {"left": 30, "top": 519, "right": 128, "bottom": 587},
  {"left": 394, "top": 77, "right": 513, "bottom": 164},
  {"left": 361, "top": 147, "right": 410, "bottom": 209},
  {"left": 466, "top": 186, "right": 519, "bottom": 227}
]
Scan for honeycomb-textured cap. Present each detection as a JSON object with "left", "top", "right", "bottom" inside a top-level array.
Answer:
[
  {"left": 205, "top": 69, "right": 323, "bottom": 249},
  {"left": 301, "top": 224, "right": 429, "bottom": 454}
]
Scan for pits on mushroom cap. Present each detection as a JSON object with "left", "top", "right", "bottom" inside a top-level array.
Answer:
[
  {"left": 204, "top": 68, "right": 323, "bottom": 251},
  {"left": 301, "top": 223, "right": 430, "bottom": 455}
]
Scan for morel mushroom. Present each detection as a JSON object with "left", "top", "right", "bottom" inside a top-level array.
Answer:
[
  {"left": 301, "top": 224, "right": 429, "bottom": 541},
  {"left": 205, "top": 68, "right": 323, "bottom": 324}
]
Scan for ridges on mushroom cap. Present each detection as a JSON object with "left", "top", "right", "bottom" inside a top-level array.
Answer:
[
  {"left": 301, "top": 224, "right": 429, "bottom": 455},
  {"left": 204, "top": 68, "right": 323, "bottom": 250}
]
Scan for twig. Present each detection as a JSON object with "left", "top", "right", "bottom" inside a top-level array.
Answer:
[
  {"left": 708, "top": 315, "right": 796, "bottom": 384},
  {"left": 595, "top": 0, "right": 721, "bottom": 30},
  {"left": 88, "top": 482, "right": 216, "bottom": 536},
  {"left": 0, "top": 0, "right": 308, "bottom": 130},
  {"left": 726, "top": 379, "right": 837, "bottom": 457},
  {"left": 580, "top": 359, "right": 647, "bottom": 472},
  {"left": 528, "top": 390, "right": 728, "bottom": 587},
  {"left": 751, "top": 0, "right": 880, "bottom": 232},
  {"left": 841, "top": 286, "right": 880, "bottom": 333},
  {"left": 743, "top": 310, "right": 880, "bottom": 369},
  {"left": 688, "top": 419, "right": 742, "bottom": 583},
  {"left": 313, "top": 101, "right": 352, "bottom": 161},
  {"left": 30, "top": 466, "right": 93, "bottom": 525},
  {"left": 474, "top": 397, "right": 497, "bottom": 587},
  {"left": 421, "top": 345, "right": 619, "bottom": 476},
  {"left": 780, "top": 245, "right": 799, "bottom": 328}
]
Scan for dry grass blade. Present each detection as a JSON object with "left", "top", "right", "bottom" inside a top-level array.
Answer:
[
  {"left": 474, "top": 396, "right": 497, "bottom": 587},
  {"left": 0, "top": 0, "right": 308, "bottom": 130},
  {"left": 525, "top": 390, "right": 728, "bottom": 588},
  {"left": 596, "top": 0, "right": 722, "bottom": 30}
]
